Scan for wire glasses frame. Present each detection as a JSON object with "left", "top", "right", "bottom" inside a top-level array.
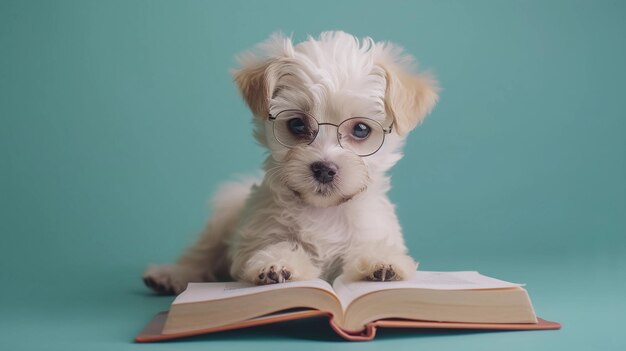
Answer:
[{"left": 268, "top": 109, "right": 393, "bottom": 157}]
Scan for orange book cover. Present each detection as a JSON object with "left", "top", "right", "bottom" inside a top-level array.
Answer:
[{"left": 135, "top": 310, "right": 561, "bottom": 342}]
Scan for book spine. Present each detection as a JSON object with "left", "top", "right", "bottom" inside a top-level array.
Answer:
[{"left": 328, "top": 318, "right": 376, "bottom": 341}]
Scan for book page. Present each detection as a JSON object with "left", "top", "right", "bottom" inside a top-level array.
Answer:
[
  {"left": 173, "top": 279, "right": 336, "bottom": 305},
  {"left": 333, "top": 271, "right": 524, "bottom": 310}
]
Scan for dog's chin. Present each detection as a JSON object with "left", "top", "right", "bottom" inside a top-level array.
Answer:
[{"left": 289, "top": 184, "right": 365, "bottom": 208}]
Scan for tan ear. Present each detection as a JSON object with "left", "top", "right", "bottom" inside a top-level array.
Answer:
[
  {"left": 383, "top": 64, "right": 439, "bottom": 136},
  {"left": 232, "top": 32, "right": 293, "bottom": 118},
  {"left": 232, "top": 59, "right": 275, "bottom": 119}
]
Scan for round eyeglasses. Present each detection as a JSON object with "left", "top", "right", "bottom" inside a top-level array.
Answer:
[{"left": 268, "top": 110, "right": 393, "bottom": 157}]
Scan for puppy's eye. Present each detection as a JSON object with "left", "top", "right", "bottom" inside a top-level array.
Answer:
[
  {"left": 352, "top": 123, "right": 370, "bottom": 139},
  {"left": 288, "top": 118, "right": 306, "bottom": 135}
]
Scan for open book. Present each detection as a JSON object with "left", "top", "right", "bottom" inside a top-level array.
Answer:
[{"left": 136, "top": 271, "right": 560, "bottom": 342}]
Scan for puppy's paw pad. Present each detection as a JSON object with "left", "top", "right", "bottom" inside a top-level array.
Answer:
[
  {"left": 257, "top": 265, "right": 291, "bottom": 285},
  {"left": 143, "top": 276, "right": 176, "bottom": 295},
  {"left": 367, "top": 264, "right": 397, "bottom": 282},
  {"left": 142, "top": 265, "right": 191, "bottom": 295}
]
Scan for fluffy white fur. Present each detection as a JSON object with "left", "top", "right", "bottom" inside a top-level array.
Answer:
[{"left": 143, "top": 31, "right": 439, "bottom": 294}]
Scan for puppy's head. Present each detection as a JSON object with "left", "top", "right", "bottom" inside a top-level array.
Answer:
[{"left": 233, "top": 31, "right": 438, "bottom": 207}]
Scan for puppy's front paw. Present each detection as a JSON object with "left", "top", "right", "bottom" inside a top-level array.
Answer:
[
  {"left": 257, "top": 265, "right": 292, "bottom": 284},
  {"left": 142, "top": 264, "right": 201, "bottom": 295},
  {"left": 343, "top": 251, "right": 418, "bottom": 282},
  {"left": 366, "top": 264, "right": 398, "bottom": 281},
  {"left": 239, "top": 242, "right": 321, "bottom": 285}
]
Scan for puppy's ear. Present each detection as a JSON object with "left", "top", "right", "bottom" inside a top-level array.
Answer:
[
  {"left": 232, "top": 59, "right": 275, "bottom": 119},
  {"left": 380, "top": 57, "right": 439, "bottom": 136},
  {"left": 232, "top": 33, "right": 293, "bottom": 119}
]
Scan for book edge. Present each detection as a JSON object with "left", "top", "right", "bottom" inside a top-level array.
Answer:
[
  {"left": 135, "top": 311, "right": 561, "bottom": 342},
  {"left": 135, "top": 310, "right": 328, "bottom": 342},
  {"left": 329, "top": 317, "right": 561, "bottom": 341},
  {"left": 171, "top": 284, "right": 338, "bottom": 307}
]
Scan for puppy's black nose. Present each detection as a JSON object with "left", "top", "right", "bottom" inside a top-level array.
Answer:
[{"left": 310, "top": 161, "right": 337, "bottom": 184}]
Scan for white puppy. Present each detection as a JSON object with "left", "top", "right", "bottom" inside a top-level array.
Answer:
[{"left": 143, "top": 31, "right": 438, "bottom": 294}]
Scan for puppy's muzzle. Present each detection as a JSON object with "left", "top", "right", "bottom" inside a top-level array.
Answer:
[{"left": 310, "top": 161, "right": 337, "bottom": 184}]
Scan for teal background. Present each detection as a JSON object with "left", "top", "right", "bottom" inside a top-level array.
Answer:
[{"left": 1, "top": 0, "right": 625, "bottom": 350}]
